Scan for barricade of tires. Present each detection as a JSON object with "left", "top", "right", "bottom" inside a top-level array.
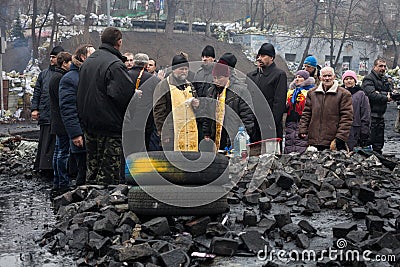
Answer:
[{"left": 126, "top": 151, "right": 230, "bottom": 216}]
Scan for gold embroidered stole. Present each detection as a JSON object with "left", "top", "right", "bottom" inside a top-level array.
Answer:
[
  {"left": 168, "top": 77, "right": 198, "bottom": 151},
  {"left": 215, "top": 81, "right": 230, "bottom": 150}
]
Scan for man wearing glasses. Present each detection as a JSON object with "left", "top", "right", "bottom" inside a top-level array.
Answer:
[
  {"left": 361, "top": 58, "right": 393, "bottom": 153},
  {"left": 31, "top": 45, "right": 64, "bottom": 180}
]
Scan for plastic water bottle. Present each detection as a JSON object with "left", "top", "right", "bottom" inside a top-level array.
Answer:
[{"left": 233, "top": 126, "right": 250, "bottom": 158}]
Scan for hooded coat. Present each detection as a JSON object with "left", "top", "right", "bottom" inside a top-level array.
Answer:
[
  {"left": 284, "top": 77, "right": 315, "bottom": 154},
  {"left": 344, "top": 84, "right": 371, "bottom": 150}
]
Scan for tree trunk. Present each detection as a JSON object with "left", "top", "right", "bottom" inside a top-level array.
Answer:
[
  {"left": 49, "top": 0, "right": 57, "bottom": 49},
  {"left": 334, "top": 0, "right": 356, "bottom": 68},
  {"left": 298, "top": 2, "right": 319, "bottom": 71},
  {"left": 165, "top": 0, "right": 177, "bottom": 38},
  {"left": 84, "top": 0, "right": 94, "bottom": 42},
  {"left": 205, "top": 21, "right": 211, "bottom": 37},
  {"left": 31, "top": 0, "right": 38, "bottom": 59},
  {"left": 38, "top": 1, "right": 52, "bottom": 59},
  {"left": 251, "top": 0, "right": 260, "bottom": 27},
  {"left": 259, "top": 0, "right": 265, "bottom": 30}
]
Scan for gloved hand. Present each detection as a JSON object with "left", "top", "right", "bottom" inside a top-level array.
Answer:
[{"left": 335, "top": 138, "right": 346, "bottom": 151}]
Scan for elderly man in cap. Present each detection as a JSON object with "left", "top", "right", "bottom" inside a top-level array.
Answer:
[
  {"left": 153, "top": 52, "right": 200, "bottom": 151},
  {"left": 203, "top": 53, "right": 254, "bottom": 151},
  {"left": 247, "top": 43, "right": 287, "bottom": 145},
  {"left": 31, "top": 45, "right": 64, "bottom": 179},
  {"left": 299, "top": 66, "right": 353, "bottom": 151}
]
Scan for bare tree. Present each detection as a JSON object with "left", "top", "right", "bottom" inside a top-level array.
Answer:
[
  {"left": 375, "top": 0, "right": 399, "bottom": 68},
  {"left": 333, "top": 0, "right": 361, "bottom": 68},
  {"left": 83, "top": 0, "right": 95, "bottom": 41},
  {"left": 31, "top": 0, "right": 38, "bottom": 59},
  {"left": 49, "top": 0, "right": 58, "bottom": 49},
  {"left": 298, "top": 0, "right": 320, "bottom": 71},
  {"left": 165, "top": 0, "right": 179, "bottom": 37},
  {"left": 201, "top": 0, "right": 218, "bottom": 37}
]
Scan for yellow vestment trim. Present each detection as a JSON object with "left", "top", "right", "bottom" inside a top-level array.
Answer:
[
  {"left": 168, "top": 77, "right": 198, "bottom": 151},
  {"left": 214, "top": 80, "right": 230, "bottom": 150}
]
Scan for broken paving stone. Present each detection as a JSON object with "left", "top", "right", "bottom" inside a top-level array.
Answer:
[
  {"left": 258, "top": 217, "right": 276, "bottom": 233},
  {"left": 119, "top": 211, "right": 140, "bottom": 227},
  {"left": 357, "top": 185, "right": 375, "bottom": 203},
  {"left": 117, "top": 243, "right": 156, "bottom": 262},
  {"left": 160, "top": 248, "right": 187, "bottom": 267},
  {"left": 351, "top": 207, "right": 368, "bottom": 219},
  {"left": 243, "top": 210, "right": 258, "bottom": 226},
  {"left": 206, "top": 222, "right": 229, "bottom": 237},
  {"left": 301, "top": 173, "right": 321, "bottom": 189},
  {"left": 210, "top": 237, "right": 240, "bottom": 256},
  {"left": 332, "top": 222, "right": 357, "bottom": 238},
  {"left": 371, "top": 199, "right": 393, "bottom": 218},
  {"left": 274, "top": 213, "right": 292, "bottom": 228},
  {"left": 240, "top": 230, "right": 268, "bottom": 253},
  {"left": 185, "top": 216, "right": 211, "bottom": 237},
  {"left": 280, "top": 223, "right": 302, "bottom": 239},
  {"left": 70, "top": 227, "right": 89, "bottom": 250},
  {"left": 317, "top": 191, "right": 334, "bottom": 201},
  {"left": 275, "top": 171, "right": 295, "bottom": 190},
  {"left": 93, "top": 217, "right": 116, "bottom": 235},
  {"left": 258, "top": 196, "right": 272, "bottom": 213},
  {"left": 365, "top": 215, "right": 384, "bottom": 233},
  {"left": 142, "top": 217, "right": 171, "bottom": 236},
  {"left": 346, "top": 230, "right": 368, "bottom": 244},
  {"left": 53, "top": 191, "right": 74, "bottom": 211},
  {"left": 320, "top": 182, "right": 335, "bottom": 192},
  {"left": 265, "top": 183, "right": 282, "bottom": 197},
  {"left": 227, "top": 195, "right": 240, "bottom": 204},
  {"left": 372, "top": 232, "right": 400, "bottom": 250},
  {"left": 92, "top": 237, "right": 112, "bottom": 257},
  {"left": 298, "top": 220, "right": 317, "bottom": 235},
  {"left": 243, "top": 192, "right": 261, "bottom": 205},
  {"left": 296, "top": 233, "right": 310, "bottom": 249}
]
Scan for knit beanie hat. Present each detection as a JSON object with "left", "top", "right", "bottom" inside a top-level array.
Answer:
[
  {"left": 342, "top": 70, "right": 357, "bottom": 83},
  {"left": 212, "top": 59, "right": 230, "bottom": 77},
  {"left": 201, "top": 45, "right": 215, "bottom": 58},
  {"left": 50, "top": 45, "right": 64, "bottom": 56},
  {"left": 257, "top": 43, "right": 275, "bottom": 58},
  {"left": 304, "top": 56, "right": 317, "bottom": 68},
  {"left": 172, "top": 54, "right": 189, "bottom": 70},
  {"left": 296, "top": 70, "right": 310, "bottom": 80},
  {"left": 219, "top": 52, "right": 237, "bottom": 68}
]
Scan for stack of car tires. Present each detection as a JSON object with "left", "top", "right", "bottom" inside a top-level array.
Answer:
[{"left": 127, "top": 151, "right": 230, "bottom": 216}]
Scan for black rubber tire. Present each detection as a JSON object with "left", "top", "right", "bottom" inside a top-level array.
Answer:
[
  {"left": 128, "top": 185, "right": 229, "bottom": 216},
  {"left": 125, "top": 151, "right": 229, "bottom": 185}
]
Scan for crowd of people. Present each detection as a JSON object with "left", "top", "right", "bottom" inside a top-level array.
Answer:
[{"left": 30, "top": 27, "right": 397, "bottom": 194}]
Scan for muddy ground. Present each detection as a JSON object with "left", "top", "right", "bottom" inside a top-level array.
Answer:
[{"left": 0, "top": 103, "right": 399, "bottom": 267}]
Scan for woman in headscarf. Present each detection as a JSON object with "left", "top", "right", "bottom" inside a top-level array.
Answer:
[{"left": 284, "top": 70, "right": 315, "bottom": 154}]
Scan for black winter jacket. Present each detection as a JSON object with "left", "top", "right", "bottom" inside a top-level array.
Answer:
[
  {"left": 49, "top": 67, "right": 68, "bottom": 135},
  {"left": 361, "top": 70, "right": 392, "bottom": 117},
  {"left": 126, "top": 66, "right": 160, "bottom": 132},
  {"left": 59, "top": 61, "right": 83, "bottom": 139},
  {"left": 247, "top": 62, "right": 287, "bottom": 140},
  {"left": 203, "top": 77, "right": 254, "bottom": 149},
  {"left": 193, "top": 63, "right": 214, "bottom": 97},
  {"left": 32, "top": 65, "right": 57, "bottom": 125},
  {"left": 77, "top": 43, "right": 135, "bottom": 136}
]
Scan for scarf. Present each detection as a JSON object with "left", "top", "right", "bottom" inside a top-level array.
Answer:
[{"left": 214, "top": 80, "right": 230, "bottom": 150}]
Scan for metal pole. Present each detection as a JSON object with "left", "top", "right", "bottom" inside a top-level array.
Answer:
[
  {"left": 107, "top": 0, "right": 111, "bottom": 27},
  {"left": 0, "top": 27, "right": 4, "bottom": 117},
  {"left": 0, "top": 53, "right": 3, "bottom": 117}
]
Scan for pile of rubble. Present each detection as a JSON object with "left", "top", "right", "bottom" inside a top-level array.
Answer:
[{"left": 38, "top": 150, "right": 400, "bottom": 266}]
